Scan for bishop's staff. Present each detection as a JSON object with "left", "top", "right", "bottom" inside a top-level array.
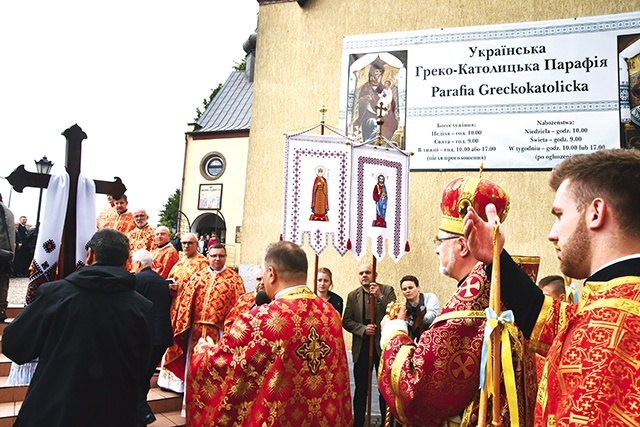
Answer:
[
  {"left": 365, "top": 256, "right": 377, "bottom": 427},
  {"left": 477, "top": 220, "right": 502, "bottom": 427}
]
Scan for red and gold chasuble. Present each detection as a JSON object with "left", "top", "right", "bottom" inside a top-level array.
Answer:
[
  {"left": 189, "top": 268, "right": 244, "bottom": 352},
  {"left": 125, "top": 224, "right": 157, "bottom": 271},
  {"left": 187, "top": 286, "right": 353, "bottom": 427},
  {"left": 158, "top": 254, "right": 208, "bottom": 391},
  {"left": 379, "top": 263, "right": 537, "bottom": 427},
  {"left": 96, "top": 205, "right": 117, "bottom": 229},
  {"left": 223, "top": 291, "right": 256, "bottom": 334},
  {"left": 152, "top": 243, "right": 179, "bottom": 279},
  {"left": 530, "top": 276, "right": 640, "bottom": 426},
  {"left": 167, "top": 253, "right": 208, "bottom": 299},
  {"left": 127, "top": 224, "right": 157, "bottom": 253},
  {"left": 105, "top": 211, "right": 136, "bottom": 235}
]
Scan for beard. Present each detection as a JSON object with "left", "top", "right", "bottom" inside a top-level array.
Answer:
[
  {"left": 438, "top": 264, "right": 450, "bottom": 277},
  {"left": 438, "top": 244, "right": 456, "bottom": 278},
  {"left": 559, "top": 218, "right": 592, "bottom": 279}
]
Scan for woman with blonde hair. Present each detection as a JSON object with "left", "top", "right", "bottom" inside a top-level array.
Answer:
[{"left": 316, "top": 267, "right": 343, "bottom": 316}]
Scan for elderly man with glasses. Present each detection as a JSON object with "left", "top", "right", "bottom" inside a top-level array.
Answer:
[
  {"left": 378, "top": 176, "right": 537, "bottom": 427},
  {"left": 157, "top": 232, "right": 208, "bottom": 394}
]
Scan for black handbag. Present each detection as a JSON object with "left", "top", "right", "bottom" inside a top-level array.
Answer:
[{"left": 0, "top": 204, "right": 14, "bottom": 275}]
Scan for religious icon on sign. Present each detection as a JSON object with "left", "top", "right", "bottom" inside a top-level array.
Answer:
[
  {"left": 309, "top": 166, "right": 329, "bottom": 221},
  {"left": 372, "top": 174, "right": 388, "bottom": 228},
  {"left": 348, "top": 52, "right": 406, "bottom": 148}
]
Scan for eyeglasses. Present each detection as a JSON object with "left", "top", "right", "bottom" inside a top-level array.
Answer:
[
  {"left": 433, "top": 236, "right": 460, "bottom": 247},
  {"left": 181, "top": 241, "right": 196, "bottom": 245}
]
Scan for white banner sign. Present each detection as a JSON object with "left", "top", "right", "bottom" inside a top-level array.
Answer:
[
  {"left": 339, "top": 12, "right": 640, "bottom": 170},
  {"left": 349, "top": 144, "right": 410, "bottom": 263},
  {"left": 282, "top": 133, "right": 352, "bottom": 256}
]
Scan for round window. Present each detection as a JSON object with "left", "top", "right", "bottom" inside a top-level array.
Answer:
[{"left": 200, "top": 153, "right": 226, "bottom": 180}]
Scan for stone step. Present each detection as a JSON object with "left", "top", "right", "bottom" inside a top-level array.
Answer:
[{"left": 0, "top": 306, "right": 24, "bottom": 339}]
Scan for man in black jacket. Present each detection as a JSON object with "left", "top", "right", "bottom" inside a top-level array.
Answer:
[
  {"left": 132, "top": 248, "right": 173, "bottom": 426},
  {"left": 3, "top": 228, "right": 153, "bottom": 427}
]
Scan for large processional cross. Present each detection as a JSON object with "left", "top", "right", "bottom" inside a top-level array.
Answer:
[{"left": 6, "top": 124, "right": 126, "bottom": 278}]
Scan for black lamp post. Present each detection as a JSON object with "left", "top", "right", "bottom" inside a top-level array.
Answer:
[{"left": 34, "top": 156, "right": 54, "bottom": 228}]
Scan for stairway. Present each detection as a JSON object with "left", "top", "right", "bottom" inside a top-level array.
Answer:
[{"left": 0, "top": 305, "right": 185, "bottom": 427}]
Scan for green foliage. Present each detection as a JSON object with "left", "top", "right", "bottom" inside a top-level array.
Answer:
[
  {"left": 158, "top": 188, "right": 181, "bottom": 233},
  {"left": 194, "top": 57, "right": 247, "bottom": 121},
  {"left": 233, "top": 57, "right": 247, "bottom": 71},
  {"left": 195, "top": 83, "right": 222, "bottom": 121}
]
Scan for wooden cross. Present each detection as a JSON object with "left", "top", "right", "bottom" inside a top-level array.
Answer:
[{"left": 6, "top": 124, "right": 127, "bottom": 278}]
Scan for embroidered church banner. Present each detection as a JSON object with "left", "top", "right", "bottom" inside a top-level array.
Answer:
[
  {"left": 349, "top": 144, "right": 409, "bottom": 263},
  {"left": 339, "top": 11, "right": 640, "bottom": 170},
  {"left": 282, "top": 133, "right": 352, "bottom": 256}
]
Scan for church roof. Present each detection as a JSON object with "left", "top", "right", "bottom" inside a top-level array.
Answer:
[{"left": 195, "top": 70, "right": 253, "bottom": 133}]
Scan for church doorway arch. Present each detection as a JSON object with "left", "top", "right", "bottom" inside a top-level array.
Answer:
[{"left": 192, "top": 211, "right": 227, "bottom": 244}]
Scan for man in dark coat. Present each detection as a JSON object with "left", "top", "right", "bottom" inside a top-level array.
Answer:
[
  {"left": 132, "top": 248, "right": 173, "bottom": 426},
  {"left": 15, "top": 216, "right": 29, "bottom": 277},
  {"left": 343, "top": 263, "right": 397, "bottom": 427},
  {"left": 3, "top": 228, "right": 153, "bottom": 427}
]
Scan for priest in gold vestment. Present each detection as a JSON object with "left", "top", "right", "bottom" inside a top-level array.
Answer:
[
  {"left": 464, "top": 149, "right": 640, "bottom": 426},
  {"left": 379, "top": 176, "right": 537, "bottom": 427},
  {"left": 187, "top": 241, "right": 353, "bottom": 426}
]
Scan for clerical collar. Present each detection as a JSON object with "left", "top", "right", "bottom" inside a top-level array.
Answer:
[
  {"left": 209, "top": 265, "right": 227, "bottom": 274},
  {"left": 589, "top": 253, "right": 640, "bottom": 281},
  {"left": 158, "top": 242, "right": 170, "bottom": 248}
]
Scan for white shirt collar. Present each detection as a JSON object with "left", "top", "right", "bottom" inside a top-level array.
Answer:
[
  {"left": 209, "top": 265, "right": 227, "bottom": 275},
  {"left": 591, "top": 253, "right": 640, "bottom": 276}
]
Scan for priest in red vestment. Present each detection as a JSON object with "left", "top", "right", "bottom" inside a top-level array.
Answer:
[
  {"left": 463, "top": 149, "right": 640, "bottom": 426},
  {"left": 379, "top": 176, "right": 537, "bottom": 427},
  {"left": 100, "top": 194, "right": 136, "bottom": 235},
  {"left": 223, "top": 268, "right": 265, "bottom": 334},
  {"left": 187, "top": 241, "right": 353, "bottom": 426},
  {"left": 151, "top": 226, "right": 179, "bottom": 279},
  {"left": 125, "top": 208, "right": 156, "bottom": 272},
  {"left": 157, "top": 232, "right": 208, "bottom": 393},
  {"left": 96, "top": 194, "right": 117, "bottom": 229}
]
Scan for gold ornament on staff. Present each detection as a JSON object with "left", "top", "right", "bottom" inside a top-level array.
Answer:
[
  {"left": 477, "top": 220, "right": 502, "bottom": 427},
  {"left": 384, "top": 299, "right": 405, "bottom": 427}
]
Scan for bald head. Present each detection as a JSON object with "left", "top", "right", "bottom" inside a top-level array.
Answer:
[
  {"left": 358, "top": 263, "right": 377, "bottom": 288},
  {"left": 181, "top": 233, "right": 199, "bottom": 257},
  {"left": 154, "top": 226, "right": 171, "bottom": 246}
]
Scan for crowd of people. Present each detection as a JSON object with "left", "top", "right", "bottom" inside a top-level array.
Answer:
[{"left": 1, "top": 148, "right": 640, "bottom": 426}]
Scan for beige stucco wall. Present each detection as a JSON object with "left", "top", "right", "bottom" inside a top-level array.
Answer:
[
  {"left": 243, "top": 0, "right": 640, "bottom": 324},
  {"left": 182, "top": 135, "right": 249, "bottom": 265}
]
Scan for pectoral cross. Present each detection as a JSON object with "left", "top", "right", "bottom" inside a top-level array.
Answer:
[{"left": 6, "top": 124, "right": 127, "bottom": 278}]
